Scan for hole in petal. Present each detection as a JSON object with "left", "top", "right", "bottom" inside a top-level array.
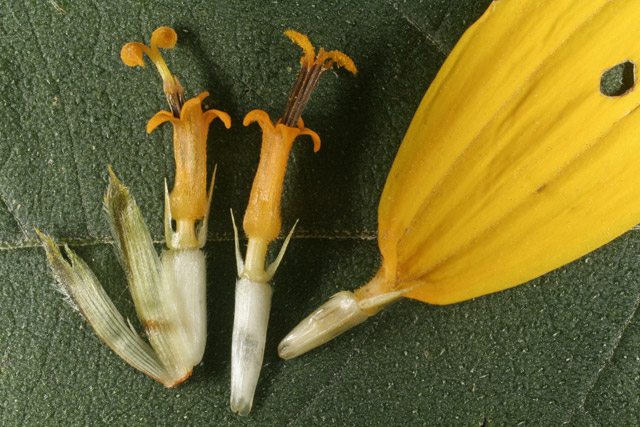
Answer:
[{"left": 600, "top": 60, "right": 635, "bottom": 96}]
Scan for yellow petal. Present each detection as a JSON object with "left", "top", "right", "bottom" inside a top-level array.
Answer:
[{"left": 377, "top": 0, "right": 640, "bottom": 304}]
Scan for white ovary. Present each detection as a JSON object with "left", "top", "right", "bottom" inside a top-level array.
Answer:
[
  {"left": 161, "top": 249, "right": 207, "bottom": 368},
  {"left": 278, "top": 291, "right": 369, "bottom": 360},
  {"left": 230, "top": 277, "right": 272, "bottom": 416}
]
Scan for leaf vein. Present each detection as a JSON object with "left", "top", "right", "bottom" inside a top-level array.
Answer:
[
  {"left": 0, "top": 231, "right": 378, "bottom": 251},
  {"left": 24, "top": 5, "right": 93, "bottom": 237},
  {"left": 386, "top": 0, "right": 449, "bottom": 56},
  {"left": 563, "top": 236, "right": 640, "bottom": 424},
  {"left": 0, "top": 184, "right": 30, "bottom": 240}
]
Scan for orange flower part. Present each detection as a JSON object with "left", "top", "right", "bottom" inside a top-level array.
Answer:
[
  {"left": 284, "top": 30, "right": 357, "bottom": 74},
  {"left": 242, "top": 31, "right": 355, "bottom": 245},
  {"left": 242, "top": 110, "right": 320, "bottom": 243},
  {"left": 148, "top": 92, "right": 231, "bottom": 247},
  {"left": 121, "top": 27, "right": 185, "bottom": 116},
  {"left": 281, "top": 30, "right": 357, "bottom": 127}
]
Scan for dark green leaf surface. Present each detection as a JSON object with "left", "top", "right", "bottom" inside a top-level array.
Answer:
[{"left": 1, "top": 1, "right": 639, "bottom": 425}]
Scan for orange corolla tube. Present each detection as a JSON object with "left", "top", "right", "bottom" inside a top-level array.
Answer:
[
  {"left": 147, "top": 91, "right": 231, "bottom": 248},
  {"left": 278, "top": 0, "right": 640, "bottom": 359},
  {"left": 242, "top": 111, "right": 320, "bottom": 246},
  {"left": 230, "top": 31, "right": 356, "bottom": 416}
]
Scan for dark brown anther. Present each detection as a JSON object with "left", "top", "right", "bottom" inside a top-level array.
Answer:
[
  {"left": 167, "top": 91, "right": 186, "bottom": 118},
  {"left": 281, "top": 63, "right": 326, "bottom": 127}
]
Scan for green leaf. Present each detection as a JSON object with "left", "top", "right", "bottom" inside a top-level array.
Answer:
[{"left": 1, "top": 0, "right": 639, "bottom": 424}]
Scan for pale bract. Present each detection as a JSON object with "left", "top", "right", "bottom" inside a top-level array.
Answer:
[{"left": 39, "top": 170, "right": 205, "bottom": 386}]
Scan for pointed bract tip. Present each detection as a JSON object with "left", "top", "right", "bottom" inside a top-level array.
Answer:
[
  {"left": 34, "top": 228, "right": 61, "bottom": 257},
  {"left": 105, "top": 166, "right": 130, "bottom": 203},
  {"left": 106, "top": 164, "right": 121, "bottom": 186}
]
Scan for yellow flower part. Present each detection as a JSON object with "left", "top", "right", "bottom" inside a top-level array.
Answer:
[
  {"left": 278, "top": 0, "right": 640, "bottom": 360},
  {"left": 374, "top": 0, "right": 640, "bottom": 305},
  {"left": 148, "top": 91, "right": 231, "bottom": 249},
  {"left": 284, "top": 30, "right": 357, "bottom": 74},
  {"left": 121, "top": 27, "right": 185, "bottom": 116},
  {"left": 237, "top": 30, "right": 356, "bottom": 281},
  {"left": 122, "top": 27, "right": 231, "bottom": 249}
]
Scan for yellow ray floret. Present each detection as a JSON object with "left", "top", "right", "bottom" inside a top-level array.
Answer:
[
  {"left": 278, "top": 0, "right": 640, "bottom": 360},
  {"left": 368, "top": 0, "right": 640, "bottom": 304}
]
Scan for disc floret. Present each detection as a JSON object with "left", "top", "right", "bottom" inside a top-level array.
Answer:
[{"left": 230, "top": 30, "right": 356, "bottom": 416}]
